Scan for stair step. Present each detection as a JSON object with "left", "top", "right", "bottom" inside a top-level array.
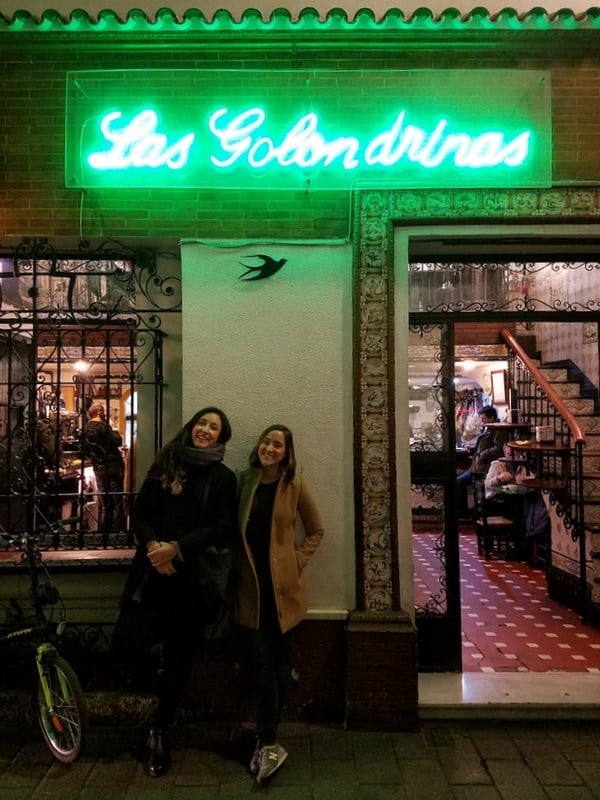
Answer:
[
  {"left": 583, "top": 478, "right": 600, "bottom": 498},
  {"left": 585, "top": 505, "right": 600, "bottom": 524},
  {"left": 573, "top": 417, "right": 600, "bottom": 435},
  {"left": 520, "top": 398, "right": 597, "bottom": 416},
  {"left": 540, "top": 367, "right": 569, "bottom": 382},
  {"left": 583, "top": 448, "right": 600, "bottom": 467},
  {"left": 564, "top": 398, "right": 597, "bottom": 414},
  {"left": 584, "top": 459, "right": 600, "bottom": 474},
  {"left": 548, "top": 382, "right": 587, "bottom": 399}
]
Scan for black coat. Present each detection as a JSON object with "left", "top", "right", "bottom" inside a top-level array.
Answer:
[
  {"left": 120, "top": 461, "right": 237, "bottom": 610},
  {"left": 471, "top": 427, "right": 510, "bottom": 475},
  {"left": 84, "top": 419, "right": 124, "bottom": 475}
]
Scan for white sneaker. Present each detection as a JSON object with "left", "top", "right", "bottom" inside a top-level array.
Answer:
[
  {"left": 249, "top": 742, "right": 261, "bottom": 774},
  {"left": 257, "top": 743, "right": 288, "bottom": 784}
]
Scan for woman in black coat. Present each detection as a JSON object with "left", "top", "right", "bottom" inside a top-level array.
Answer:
[{"left": 116, "top": 406, "right": 237, "bottom": 777}]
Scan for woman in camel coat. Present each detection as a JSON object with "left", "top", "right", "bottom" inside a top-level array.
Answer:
[{"left": 236, "top": 424, "right": 324, "bottom": 785}]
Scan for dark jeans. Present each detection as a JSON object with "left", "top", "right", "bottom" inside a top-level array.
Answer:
[
  {"left": 94, "top": 466, "right": 125, "bottom": 531},
  {"left": 241, "top": 622, "right": 292, "bottom": 746},
  {"left": 152, "top": 634, "right": 199, "bottom": 728},
  {"left": 142, "top": 568, "right": 203, "bottom": 729},
  {"left": 456, "top": 469, "right": 476, "bottom": 516}
]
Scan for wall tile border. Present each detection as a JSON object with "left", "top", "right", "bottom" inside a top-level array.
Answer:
[{"left": 354, "top": 186, "right": 600, "bottom": 612}]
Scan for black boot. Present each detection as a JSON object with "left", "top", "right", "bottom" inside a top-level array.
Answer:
[{"left": 144, "top": 727, "right": 170, "bottom": 778}]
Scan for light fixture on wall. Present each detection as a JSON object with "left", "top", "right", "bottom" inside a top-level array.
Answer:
[
  {"left": 459, "top": 359, "right": 477, "bottom": 371},
  {"left": 72, "top": 361, "right": 92, "bottom": 414}
]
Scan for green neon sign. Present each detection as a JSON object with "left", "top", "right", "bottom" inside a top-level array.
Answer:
[{"left": 66, "top": 70, "right": 551, "bottom": 190}]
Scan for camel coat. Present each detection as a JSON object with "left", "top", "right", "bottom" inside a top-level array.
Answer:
[{"left": 236, "top": 468, "right": 324, "bottom": 634}]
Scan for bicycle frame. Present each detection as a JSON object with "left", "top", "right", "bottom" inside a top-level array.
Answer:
[
  {"left": 36, "top": 641, "right": 68, "bottom": 729},
  {"left": 0, "top": 518, "right": 87, "bottom": 762}
]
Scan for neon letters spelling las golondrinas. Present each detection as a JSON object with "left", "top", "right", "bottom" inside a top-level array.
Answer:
[{"left": 87, "top": 107, "right": 530, "bottom": 173}]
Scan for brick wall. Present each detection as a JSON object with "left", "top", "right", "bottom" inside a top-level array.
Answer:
[
  {"left": 345, "top": 615, "right": 418, "bottom": 730},
  {"left": 184, "top": 620, "right": 347, "bottom": 724},
  {"left": 2, "top": 44, "right": 600, "bottom": 240}
]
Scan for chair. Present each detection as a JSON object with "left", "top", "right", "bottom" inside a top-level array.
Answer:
[{"left": 472, "top": 479, "right": 518, "bottom": 560}]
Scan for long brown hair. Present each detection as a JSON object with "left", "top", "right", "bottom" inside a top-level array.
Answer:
[{"left": 249, "top": 424, "right": 296, "bottom": 483}]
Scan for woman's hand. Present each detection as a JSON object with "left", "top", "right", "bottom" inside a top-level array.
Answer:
[
  {"left": 155, "top": 562, "right": 177, "bottom": 576},
  {"left": 147, "top": 541, "right": 178, "bottom": 575}
]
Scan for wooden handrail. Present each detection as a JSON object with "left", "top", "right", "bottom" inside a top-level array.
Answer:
[{"left": 500, "top": 327, "right": 587, "bottom": 446}]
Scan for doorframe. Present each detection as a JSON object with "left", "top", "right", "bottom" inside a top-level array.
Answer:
[
  {"left": 352, "top": 191, "right": 600, "bottom": 670},
  {"left": 401, "top": 226, "right": 600, "bottom": 672}
]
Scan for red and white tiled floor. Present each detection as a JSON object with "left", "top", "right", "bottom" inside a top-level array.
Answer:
[{"left": 414, "top": 529, "right": 600, "bottom": 673}]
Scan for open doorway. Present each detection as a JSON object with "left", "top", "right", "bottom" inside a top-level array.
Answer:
[
  {"left": 411, "top": 319, "right": 600, "bottom": 674},
  {"left": 407, "top": 238, "right": 600, "bottom": 675}
]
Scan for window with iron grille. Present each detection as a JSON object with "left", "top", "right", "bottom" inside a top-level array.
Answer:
[{"left": 0, "top": 239, "right": 181, "bottom": 552}]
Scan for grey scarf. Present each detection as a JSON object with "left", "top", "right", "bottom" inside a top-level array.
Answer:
[{"left": 163, "top": 443, "right": 225, "bottom": 493}]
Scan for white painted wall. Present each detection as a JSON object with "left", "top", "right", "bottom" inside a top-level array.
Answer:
[{"left": 180, "top": 241, "right": 355, "bottom": 617}]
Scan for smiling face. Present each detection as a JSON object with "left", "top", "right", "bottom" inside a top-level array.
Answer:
[
  {"left": 258, "top": 429, "right": 287, "bottom": 471},
  {"left": 191, "top": 412, "right": 222, "bottom": 448}
]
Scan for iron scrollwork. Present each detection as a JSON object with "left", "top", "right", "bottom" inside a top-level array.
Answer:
[{"left": 0, "top": 237, "right": 181, "bottom": 552}]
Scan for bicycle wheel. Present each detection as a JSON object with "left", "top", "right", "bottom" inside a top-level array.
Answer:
[{"left": 34, "top": 652, "right": 87, "bottom": 763}]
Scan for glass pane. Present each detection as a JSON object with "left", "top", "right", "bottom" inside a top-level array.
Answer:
[
  {"left": 409, "top": 325, "right": 447, "bottom": 452},
  {"left": 412, "top": 487, "right": 447, "bottom": 616}
]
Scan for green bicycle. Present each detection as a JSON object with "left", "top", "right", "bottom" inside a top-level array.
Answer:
[{"left": 0, "top": 520, "right": 87, "bottom": 763}]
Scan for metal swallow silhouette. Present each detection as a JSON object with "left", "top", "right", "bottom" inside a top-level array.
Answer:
[{"left": 238, "top": 254, "right": 287, "bottom": 281}]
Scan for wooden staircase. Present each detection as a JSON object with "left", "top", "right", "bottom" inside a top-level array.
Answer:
[
  {"left": 535, "top": 360, "right": 600, "bottom": 618},
  {"left": 502, "top": 327, "right": 599, "bottom": 624},
  {"left": 539, "top": 361, "right": 600, "bottom": 524}
]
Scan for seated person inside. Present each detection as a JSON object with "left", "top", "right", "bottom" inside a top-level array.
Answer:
[
  {"left": 480, "top": 445, "right": 534, "bottom": 557},
  {"left": 485, "top": 445, "right": 519, "bottom": 498},
  {"left": 457, "top": 405, "right": 510, "bottom": 517}
]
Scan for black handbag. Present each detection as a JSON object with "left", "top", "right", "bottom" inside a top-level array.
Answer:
[
  {"left": 197, "top": 545, "right": 236, "bottom": 640},
  {"left": 195, "top": 469, "right": 237, "bottom": 640}
]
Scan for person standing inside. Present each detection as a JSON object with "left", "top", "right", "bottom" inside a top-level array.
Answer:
[
  {"left": 84, "top": 403, "right": 126, "bottom": 531},
  {"left": 116, "top": 406, "right": 237, "bottom": 778},
  {"left": 237, "top": 424, "right": 324, "bottom": 785},
  {"left": 456, "top": 404, "right": 509, "bottom": 517}
]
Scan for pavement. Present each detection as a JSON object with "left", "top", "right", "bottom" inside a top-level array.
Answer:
[{"left": 2, "top": 711, "right": 600, "bottom": 799}]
